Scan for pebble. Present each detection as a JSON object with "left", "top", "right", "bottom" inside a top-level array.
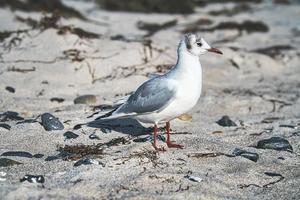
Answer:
[
  {"left": 50, "top": 97, "right": 65, "bottom": 103},
  {"left": 0, "top": 158, "right": 22, "bottom": 167},
  {"left": 232, "top": 148, "right": 259, "bottom": 162},
  {"left": 41, "top": 113, "right": 64, "bottom": 131},
  {"left": 20, "top": 175, "right": 45, "bottom": 184},
  {"left": 255, "top": 137, "right": 293, "bottom": 152},
  {"left": 184, "top": 175, "right": 203, "bottom": 182},
  {"left": 133, "top": 135, "right": 166, "bottom": 143},
  {"left": 89, "top": 132, "right": 101, "bottom": 140},
  {"left": 74, "top": 158, "right": 105, "bottom": 167},
  {"left": 5, "top": 86, "right": 15, "bottom": 93},
  {"left": 1, "top": 151, "right": 44, "bottom": 158},
  {"left": 0, "top": 123, "right": 11, "bottom": 130},
  {"left": 74, "top": 95, "right": 96, "bottom": 105},
  {"left": 0, "top": 111, "right": 24, "bottom": 121},
  {"left": 64, "top": 131, "right": 79, "bottom": 139},
  {"left": 216, "top": 115, "right": 237, "bottom": 127}
]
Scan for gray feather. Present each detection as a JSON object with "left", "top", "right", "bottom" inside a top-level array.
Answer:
[{"left": 116, "top": 76, "right": 176, "bottom": 115}]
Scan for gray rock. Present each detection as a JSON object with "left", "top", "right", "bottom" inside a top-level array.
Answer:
[
  {"left": 41, "top": 113, "right": 64, "bottom": 131},
  {"left": 74, "top": 158, "right": 104, "bottom": 167},
  {"left": 20, "top": 175, "right": 45, "bottom": 184},
  {"left": 255, "top": 137, "right": 293, "bottom": 152},
  {"left": 232, "top": 148, "right": 259, "bottom": 162},
  {"left": 216, "top": 115, "right": 237, "bottom": 127},
  {"left": 64, "top": 131, "right": 79, "bottom": 139}
]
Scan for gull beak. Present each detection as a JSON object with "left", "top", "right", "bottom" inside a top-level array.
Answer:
[{"left": 207, "top": 47, "right": 223, "bottom": 55}]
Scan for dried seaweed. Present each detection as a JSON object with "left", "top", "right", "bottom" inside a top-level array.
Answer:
[
  {"left": 7, "top": 66, "right": 36, "bottom": 73},
  {"left": 96, "top": 0, "right": 195, "bottom": 14},
  {"left": 238, "top": 172, "right": 284, "bottom": 189},
  {"left": 0, "top": 0, "right": 85, "bottom": 20},
  {"left": 252, "top": 45, "right": 294, "bottom": 58},
  {"left": 188, "top": 152, "right": 234, "bottom": 158},
  {"left": 209, "top": 4, "right": 251, "bottom": 16},
  {"left": 201, "top": 21, "right": 269, "bottom": 33},
  {"left": 137, "top": 20, "right": 177, "bottom": 37}
]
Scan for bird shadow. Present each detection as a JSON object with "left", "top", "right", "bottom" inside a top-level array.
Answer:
[{"left": 87, "top": 118, "right": 152, "bottom": 136}]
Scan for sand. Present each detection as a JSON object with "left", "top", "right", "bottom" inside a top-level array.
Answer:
[{"left": 0, "top": 0, "right": 299, "bottom": 199}]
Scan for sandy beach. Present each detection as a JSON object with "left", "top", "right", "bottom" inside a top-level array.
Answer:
[{"left": 0, "top": 0, "right": 299, "bottom": 199}]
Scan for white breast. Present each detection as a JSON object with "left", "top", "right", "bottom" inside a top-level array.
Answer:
[{"left": 135, "top": 58, "right": 202, "bottom": 124}]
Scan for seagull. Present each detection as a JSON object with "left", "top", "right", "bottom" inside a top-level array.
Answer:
[{"left": 96, "top": 33, "right": 222, "bottom": 151}]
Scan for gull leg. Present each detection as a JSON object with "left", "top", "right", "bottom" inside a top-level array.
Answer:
[
  {"left": 152, "top": 124, "right": 166, "bottom": 151},
  {"left": 166, "top": 122, "right": 184, "bottom": 149}
]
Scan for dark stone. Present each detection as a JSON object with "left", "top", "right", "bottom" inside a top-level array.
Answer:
[
  {"left": 0, "top": 158, "right": 22, "bottom": 167},
  {"left": 216, "top": 115, "right": 237, "bottom": 127},
  {"left": 64, "top": 131, "right": 79, "bottom": 139},
  {"left": 255, "top": 137, "right": 293, "bottom": 152},
  {"left": 1, "top": 151, "right": 33, "bottom": 158},
  {"left": 73, "top": 124, "right": 82, "bottom": 130},
  {"left": 96, "top": 0, "right": 195, "bottom": 14},
  {"left": 5, "top": 86, "right": 15, "bottom": 93},
  {"left": 50, "top": 97, "right": 65, "bottom": 103},
  {"left": 0, "top": 123, "right": 11, "bottom": 130},
  {"left": 20, "top": 175, "right": 45, "bottom": 184},
  {"left": 89, "top": 133, "right": 100, "bottom": 140},
  {"left": 74, "top": 95, "right": 96, "bottom": 105},
  {"left": 0, "top": 111, "right": 24, "bottom": 122},
  {"left": 232, "top": 148, "right": 259, "bottom": 162},
  {"left": 278, "top": 157, "right": 285, "bottom": 160},
  {"left": 33, "top": 153, "right": 44, "bottom": 158},
  {"left": 133, "top": 135, "right": 166, "bottom": 143},
  {"left": 41, "top": 113, "right": 64, "bottom": 131},
  {"left": 74, "top": 157, "right": 104, "bottom": 167}
]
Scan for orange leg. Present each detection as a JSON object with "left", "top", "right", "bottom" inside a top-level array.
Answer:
[
  {"left": 166, "top": 122, "right": 184, "bottom": 149},
  {"left": 152, "top": 124, "right": 166, "bottom": 151}
]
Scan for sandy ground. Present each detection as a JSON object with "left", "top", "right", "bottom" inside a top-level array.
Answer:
[{"left": 0, "top": 0, "right": 300, "bottom": 199}]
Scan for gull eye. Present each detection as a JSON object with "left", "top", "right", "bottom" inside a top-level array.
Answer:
[{"left": 197, "top": 42, "right": 202, "bottom": 47}]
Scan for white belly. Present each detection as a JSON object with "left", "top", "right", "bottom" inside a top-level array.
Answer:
[{"left": 135, "top": 71, "right": 202, "bottom": 124}]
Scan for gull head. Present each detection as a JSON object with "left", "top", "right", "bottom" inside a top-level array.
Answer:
[{"left": 182, "top": 33, "right": 222, "bottom": 56}]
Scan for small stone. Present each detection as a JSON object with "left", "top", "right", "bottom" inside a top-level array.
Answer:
[
  {"left": 178, "top": 114, "right": 193, "bottom": 121},
  {"left": 73, "top": 124, "right": 82, "bottom": 130},
  {"left": 232, "top": 148, "right": 259, "bottom": 162},
  {"left": 0, "top": 123, "right": 11, "bottom": 130},
  {"left": 0, "top": 111, "right": 24, "bottom": 122},
  {"left": 41, "top": 113, "right": 64, "bottom": 131},
  {"left": 1, "top": 151, "right": 33, "bottom": 158},
  {"left": 64, "top": 131, "right": 79, "bottom": 139},
  {"left": 133, "top": 135, "right": 166, "bottom": 143},
  {"left": 5, "top": 86, "right": 15, "bottom": 93},
  {"left": 20, "top": 175, "right": 45, "bottom": 184},
  {"left": 74, "top": 158, "right": 104, "bottom": 167},
  {"left": 50, "top": 97, "right": 65, "bottom": 103},
  {"left": 216, "top": 115, "right": 237, "bottom": 127},
  {"left": 33, "top": 154, "right": 44, "bottom": 158},
  {"left": 184, "top": 175, "right": 203, "bottom": 182},
  {"left": 0, "top": 158, "right": 22, "bottom": 167},
  {"left": 74, "top": 95, "right": 96, "bottom": 105},
  {"left": 89, "top": 133, "right": 100, "bottom": 140},
  {"left": 255, "top": 137, "right": 293, "bottom": 152}
]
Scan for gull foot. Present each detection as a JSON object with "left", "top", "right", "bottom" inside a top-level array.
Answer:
[{"left": 166, "top": 142, "right": 184, "bottom": 149}]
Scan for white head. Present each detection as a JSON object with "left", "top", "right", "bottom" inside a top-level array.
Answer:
[{"left": 179, "top": 33, "right": 222, "bottom": 56}]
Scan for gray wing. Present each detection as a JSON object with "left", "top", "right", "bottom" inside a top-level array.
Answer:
[{"left": 116, "top": 76, "right": 176, "bottom": 115}]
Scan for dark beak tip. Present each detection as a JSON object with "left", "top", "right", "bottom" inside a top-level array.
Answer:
[{"left": 208, "top": 47, "right": 223, "bottom": 55}]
